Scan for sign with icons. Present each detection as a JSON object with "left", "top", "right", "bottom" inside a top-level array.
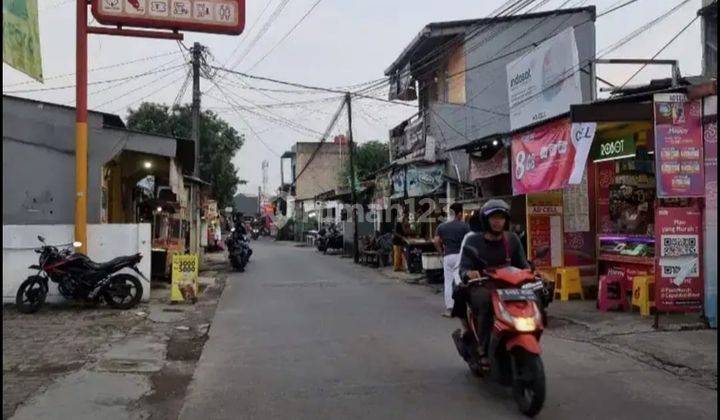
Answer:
[{"left": 91, "top": 0, "right": 245, "bottom": 35}]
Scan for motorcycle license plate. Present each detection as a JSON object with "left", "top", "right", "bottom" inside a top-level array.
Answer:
[
  {"left": 497, "top": 288, "right": 538, "bottom": 301},
  {"left": 521, "top": 280, "right": 544, "bottom": 291}
]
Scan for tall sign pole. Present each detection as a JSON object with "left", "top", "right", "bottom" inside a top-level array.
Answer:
[
  {"left": 345, "top": 92, "right": 359, "bottom": 263},
  {"left": 74, "top": 0, "right": 89, "bottom": 253},
  {"left": 74, "top": 1, "right": 245, "bottom": 256}
]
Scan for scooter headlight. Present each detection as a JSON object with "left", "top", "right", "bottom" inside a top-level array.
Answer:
[{"left": 512, "top": 317, "right": 537, "bottom": 332}]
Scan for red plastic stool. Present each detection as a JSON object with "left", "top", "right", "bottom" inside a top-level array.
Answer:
[{"left": 598, "top": 275, "right": 628, "bottom": 312}]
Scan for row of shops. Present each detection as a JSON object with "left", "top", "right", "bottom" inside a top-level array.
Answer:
[{"left": 364, "top": 79, "right": 716, "bottom": 327}]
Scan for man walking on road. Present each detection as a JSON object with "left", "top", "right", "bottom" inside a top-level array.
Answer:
[{"left": 434, "top": 203, "right": 469, "bottom": 318}]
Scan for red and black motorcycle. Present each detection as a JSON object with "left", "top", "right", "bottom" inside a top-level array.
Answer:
[
  {"left": 452, "top": 251, "right": 552, "bottom": 417},
  {"left": 15, "top": 236, "right": 146, "bottom": 314}
]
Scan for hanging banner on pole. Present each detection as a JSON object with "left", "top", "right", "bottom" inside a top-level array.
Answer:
[
  {"left": 91, "top": 0, "right": 246, "bottom": 35},
  {"left": 653, "top": 93, "right": 704, "bottom": 197},
  {"left": 511, "top": 118, "right": 575, "bottom": 195},
  {"left": 2, "top": 0, "right": 43, "bottom": 82}
]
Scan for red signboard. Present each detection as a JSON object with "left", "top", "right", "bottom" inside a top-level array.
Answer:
[
  {"left": 91, "top": 0, "right": 245, "bottom": 35},
  {"left": 653, "top": 93, "right": 704, "bottom": 197},
  {"left": 529, "top": 216, "right": 552, "bottom": 267},
  {"left": 655, "top": 206, "right": 703, "bottom": 312},
  {"left": 511, "top": 118, "right": 576, "bottom": 195}
]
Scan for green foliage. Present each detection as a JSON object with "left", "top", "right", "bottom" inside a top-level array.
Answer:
[
  {"left": 338, "top": 140, "right": 389, "bottom": 187},
  {"left": 126, "top": 102, "right": 245, "bottom": 208}
]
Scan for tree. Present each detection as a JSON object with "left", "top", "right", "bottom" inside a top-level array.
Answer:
[
  {"left": 126, "top": 102, "right": 244, "bottom": 208},
  {"left": 338, "top": 140, "right": 389, "bottom": 187}
]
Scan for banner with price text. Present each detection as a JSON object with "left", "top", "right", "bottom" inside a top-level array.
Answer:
[{"left": 511, "top": 118, "right": 576, "bottom": 195}]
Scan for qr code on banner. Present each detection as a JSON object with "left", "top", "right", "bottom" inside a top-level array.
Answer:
[
  {"left": 661, "top": 234, "right": 699, "bottom": 277},
  {"left": 662, "top": 235, "right": 698, "bottom": 257}
]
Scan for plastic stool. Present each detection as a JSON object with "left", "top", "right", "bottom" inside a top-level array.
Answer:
[
  {"left": 555, "top": 267, "right": 584, "bottom": 301},
  {"left": 598, "top": 275, "right": 628, "bottom": 312},
  {"left": 631, "top": 275, "right": 655, "bottom": 316}
]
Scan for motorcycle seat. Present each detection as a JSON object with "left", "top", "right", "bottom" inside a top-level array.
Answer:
[{"left": 85, "top": 253, "right": 141, "bottom": 271}]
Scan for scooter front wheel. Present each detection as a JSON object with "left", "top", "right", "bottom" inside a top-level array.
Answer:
[{"left": 511, "top": 351, "right": 545, "bottom": 417}]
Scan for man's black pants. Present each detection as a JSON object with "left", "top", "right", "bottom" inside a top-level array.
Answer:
[{"left": 452, "top": 284, "right": 494, "bottom": 354}]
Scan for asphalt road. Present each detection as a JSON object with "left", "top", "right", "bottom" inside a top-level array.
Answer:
[{"left": 180, "top": 240, "right": 716, "bottom": 420}]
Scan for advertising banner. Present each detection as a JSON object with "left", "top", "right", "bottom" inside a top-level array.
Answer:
[
  {"left": 703, "top": 96, "right": 717, "bottom": 326},
  {"left": 511, "top": 118, "right": 575, "bottom": 195},
  {"left": 655, "top": 207, "right": 703, "bottom": 312},
  {"left": 653, "top": 93, "right": 704, "bottom": 197},
  {"left": 406, "top": 164, "right": 444, "bottom": 197},
  {"left": 469, "top": 148, "right": 509, "bottom": 181},
  {"left": 506, "top": 27, "right": 582, "bottom": 131},
  {"left": 3, "top": 0, "right": 43, "bottom": 81},
  {"left": 390, "top": 169, "right": 405, "bottom": 199},
  {"left": 171, "top": 254, "right": 199, "bottom": 303},
  {"left": 569, "top": 122, "right": 596, "bottom": 184},
  {"left": 526, "top": 192, "right": 563, "bottom": 268}
]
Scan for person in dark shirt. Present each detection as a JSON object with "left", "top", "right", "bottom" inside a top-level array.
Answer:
[
  {"left": 434, "top": 203, "right": 470, "bottom": 317},
  {"left": 454, "top": 199, "right": 529, "bottom": 366}
]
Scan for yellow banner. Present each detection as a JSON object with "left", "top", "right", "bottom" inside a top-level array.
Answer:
[
  {"left": 3, "top": 0, "right": 43, "bottom": 82},
  {"left": 171, "top": 254, "right": 199, "bottom": 303}
]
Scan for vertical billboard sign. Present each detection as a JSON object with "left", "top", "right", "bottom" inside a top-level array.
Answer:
[
  {"left": 653, "top": 93, "right": 705, "bottom": 197},
  {"left": 655, "top": 206, "right": 703, "bottom": 313},
  {"left": 2, "top": 0, "right": 43, "bottom": 81}
]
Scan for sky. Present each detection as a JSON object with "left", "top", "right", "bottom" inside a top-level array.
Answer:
[{"left": 2, "top": 0, "right": 706, "bottom": 197}]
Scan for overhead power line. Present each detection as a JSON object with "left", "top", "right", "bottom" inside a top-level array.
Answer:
[{"left": 247, "top": 0, "right": 325, "bottom": 72}]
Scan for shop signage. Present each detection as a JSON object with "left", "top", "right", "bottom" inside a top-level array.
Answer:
[
  {"left": 653, "top": 93, "right": 704, "bottom": 197},
  {"left": 655, "top": 206, "right": 703, "bottom": 312},
  {"left": 591, "top": 135, "right": 636, "bottom": 162},
  {"left": 3, "top": 0, "right": 43, "bottom": 81},
  {"left": 703, "top": 95, "right": 717, "bottom": 326},
  {"left": 406, "top": 164, "right": 444, "bottom": 197},
  {"left": 91, "top": 0, "right": 246, "bottom": 35},
  {"left": 511, "top": 118, "right": 575, "bottom": 195},
  {"left": 506, "top": 27, "right": 583, "bottom": 131}
]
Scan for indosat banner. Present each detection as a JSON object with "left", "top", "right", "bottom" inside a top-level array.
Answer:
[{"left": 506, "top": 27, "right": 582, "bottom": 131}]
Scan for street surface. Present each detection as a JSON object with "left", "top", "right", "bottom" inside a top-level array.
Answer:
[{"left": 180, "top": 240, "right": 716, "bottom": 420}]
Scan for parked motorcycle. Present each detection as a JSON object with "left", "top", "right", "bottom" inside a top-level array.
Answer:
[
  {"left": 16, "top": 236, "right": 146, "bottom": 314},
  {"left": 226, "top": 228, "right": 252, "bottom": 271},
  {"left": 451, "top": 249, "right": 552, "bottom": 417},
  {"left": 250, "top": 227, "right": 260, "bottom": 240},
  {"left": 317, "top": 224, "right": 343, "bottom": 254}
]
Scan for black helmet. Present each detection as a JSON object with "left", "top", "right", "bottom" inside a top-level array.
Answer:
[{"left": 480, "top": 199, "right": 511, "bottom": 231}]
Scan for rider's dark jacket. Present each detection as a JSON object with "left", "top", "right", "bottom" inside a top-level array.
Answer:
[{"left": 458, "top": 231, "right": 529, "bottom": 282}]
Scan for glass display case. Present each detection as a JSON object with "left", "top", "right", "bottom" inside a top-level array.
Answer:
[{"left": 597, "top": 234, "right": 655, "bottom": 265}]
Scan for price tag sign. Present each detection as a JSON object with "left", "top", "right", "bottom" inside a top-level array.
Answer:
[
  {"left": 171, "top": 254, "right": 199, "bottom": 303},
  {"left": 92, "top": 0, "right": 245, "bottom": 35}
]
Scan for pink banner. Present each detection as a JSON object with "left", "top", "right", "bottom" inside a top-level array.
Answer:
[
  {"left": 511, "top": 118, "right": 575, "bottom": 195},
  {"left": 655, "top": 206, "right": 703, "bottom": 312},
  {"left": 654, "top": 95, "right": 704, "bottom": 197}
]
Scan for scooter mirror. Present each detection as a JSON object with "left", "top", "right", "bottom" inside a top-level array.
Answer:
[{"left": 38, "top": 235, "right": 45, "bottom": 243}]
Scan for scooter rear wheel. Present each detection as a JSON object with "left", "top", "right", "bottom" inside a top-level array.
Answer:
[{"left": 511, "top": 351, "right": 546, "bottom": 417}]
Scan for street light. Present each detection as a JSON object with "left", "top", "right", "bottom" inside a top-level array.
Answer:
[{"left": 144, "top": 161, "right": 153, "bottom": 169}]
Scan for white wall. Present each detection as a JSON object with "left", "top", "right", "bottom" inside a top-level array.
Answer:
[{"left": 2, "top": 224, "right": 152, "bottom": 304}]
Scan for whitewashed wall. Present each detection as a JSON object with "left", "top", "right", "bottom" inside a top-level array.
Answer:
[{"left": 3, "top": 224, "right": 151, "bottom": 304}]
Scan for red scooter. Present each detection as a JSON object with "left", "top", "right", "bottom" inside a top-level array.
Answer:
[{"left": 452, "top": 251, "right": 550, "bottom": 417}]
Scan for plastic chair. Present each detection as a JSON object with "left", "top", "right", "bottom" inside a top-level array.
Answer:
[
  {"left": 631, "top": 275, "right": 655, "bottom": 316},
  {"left": 555, "top": 267, "right": 584, "bottom": 301},
  {"left": 598, "top": 275, "right": 628, "bottom": 312}
]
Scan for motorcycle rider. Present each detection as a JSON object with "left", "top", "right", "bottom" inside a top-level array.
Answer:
[{"left": 454, "top": 199, "right": 529, "bottom": 366}]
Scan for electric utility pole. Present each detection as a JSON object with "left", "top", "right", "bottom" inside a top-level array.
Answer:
[
  {"left": 190, "top": 42, "right": 203, "bottom": 254},
  {"left": 345, "top": 92, "right": 359, "bottom": 263}
]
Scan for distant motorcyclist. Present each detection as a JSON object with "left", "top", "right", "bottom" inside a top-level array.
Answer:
[{"left": 454, "top": 199, "right": 529, "bottom": 366}]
